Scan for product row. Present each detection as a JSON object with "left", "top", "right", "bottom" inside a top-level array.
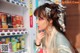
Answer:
[
  {"left": 0, "top": 0, "right": 26, "bottom": 7},
  {"left": 0, "top": 12, "right": 24, "bottom": 29},
  {"left": 0, "top": 35, "right": 25, "bottom": 53},
  {"left": 10, "top": 0, "right": 26, "bottom": 4}
]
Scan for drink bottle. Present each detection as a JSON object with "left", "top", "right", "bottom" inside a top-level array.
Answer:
[{"left": 7, "top": 14, "right": 13, "bottom": 28}]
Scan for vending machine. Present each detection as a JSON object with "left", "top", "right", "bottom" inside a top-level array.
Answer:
[
  {"left": 0, "top": 0, "right": 29, "bottom": 53},
  {"left": 0, "top": 0, "right": 39, "bottom": 53}
]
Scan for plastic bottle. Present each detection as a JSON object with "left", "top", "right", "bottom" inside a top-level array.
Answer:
[
  {"left": 7, "top": 14, "right": 13, "bottom": 28},
  {"left": 21, "top": 36, "right": 25, "bottom": 49},
  {"left": 11, "top": 37, "right": 17, "bottom": 52},
  {"left": 1, "top": 13, "right": 8, "bottom": 29},
  {"left": 1, "top": 38, "right": 6, "bottom": 44},
  {"left": 16, "top": 37, "right": 21, "bottom": 50},
  {"left": 6, "top": 37, "right": 10, "bottom": 44},
  {"left": 12, "top": 16, "right": 17, "bottom": 28},
  {"left": 5, "top": 37, "right": 12, "bottom": 52}
]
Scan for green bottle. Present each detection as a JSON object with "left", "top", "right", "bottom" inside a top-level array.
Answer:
[{"left": 11, "top": 37, "right": 17, "bottom": 52}]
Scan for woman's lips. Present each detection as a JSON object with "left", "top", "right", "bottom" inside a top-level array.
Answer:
[
  {"left": 38, "top": 26, "right": 39, "bottom": 28},
  {"left": 38, "top": 26, "right": 40, "bottom": 29}
]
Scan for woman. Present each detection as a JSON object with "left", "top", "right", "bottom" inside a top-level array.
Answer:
[{"left": 34, "top": 3, "right": 75, "bottom": 53}]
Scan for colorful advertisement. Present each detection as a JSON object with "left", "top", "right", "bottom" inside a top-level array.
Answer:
[{"left": 29, "top": 0, "right": 33, "bottom": 28}]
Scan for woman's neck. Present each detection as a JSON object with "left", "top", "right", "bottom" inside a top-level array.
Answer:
[{"left": 45, "top": 26, "right": 54, "bottom": 36}]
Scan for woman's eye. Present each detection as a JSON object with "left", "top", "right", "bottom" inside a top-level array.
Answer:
[{"left": 39, "top": 17, "right": 44, "bottom": 20}]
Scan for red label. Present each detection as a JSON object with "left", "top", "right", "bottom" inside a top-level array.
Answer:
[{"left": 30, "top": 15, "right": 33, "bottom": 28}]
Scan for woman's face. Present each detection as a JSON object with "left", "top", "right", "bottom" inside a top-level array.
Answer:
[{"left": 36, "top": 16, "right": 50, "bottom": 31}]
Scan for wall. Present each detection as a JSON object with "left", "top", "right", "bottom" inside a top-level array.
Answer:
[
  {"left": 62, "top": 0, "right": 80, "bottom": 52},
  {"left": 65, "top": 4, "right": 80, "bottom": 48}
]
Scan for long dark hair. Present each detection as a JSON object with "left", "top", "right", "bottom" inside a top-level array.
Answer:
[{"left": 34, "top": 3, "right": 64, "bottom": 34}]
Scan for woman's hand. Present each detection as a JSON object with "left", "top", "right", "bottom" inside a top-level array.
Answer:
[{"left": 35, "top": 31, "right": 45, "bottom": 46}]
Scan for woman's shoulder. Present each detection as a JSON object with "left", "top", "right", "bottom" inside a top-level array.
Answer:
[
  {"left": 56, "top": 32, "right": 71, "bottom": 47},
  {"left": 54, "top": 32, "right": 75, "bottom": 53}
]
